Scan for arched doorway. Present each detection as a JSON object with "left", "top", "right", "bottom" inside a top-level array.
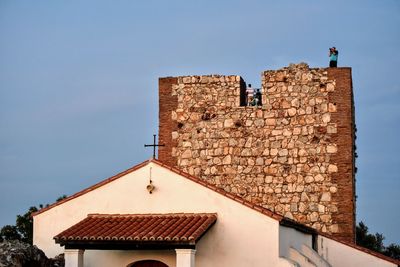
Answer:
[{"left": 129, "top": 260, "right": 169, "bottom": 267}]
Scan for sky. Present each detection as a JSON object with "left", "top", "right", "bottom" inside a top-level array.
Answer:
[{"left": 0, "top": 0, "right": 399, "bottom": 244}]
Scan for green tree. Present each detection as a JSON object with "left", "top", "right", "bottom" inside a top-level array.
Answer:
[
  {"left": 384, "top": 243, "right": 400, "bottom": 260},
  {"left": 56, "top": 195, "right": 67, "bottom": 202},
  {"left": 16, "top": 206, "right": 39, "bottom": 243},
  {"left": 356, "top": 221, "right": 400, "bottom": 260},
  {"left": 0, "top": 195, "right": 67, "bottom": 244},
  {"left": 356, "top": 221, "right": 385, "bottom": 252},
  {"left": 0, "top": 225, "right": 21, "bottom": 242}
]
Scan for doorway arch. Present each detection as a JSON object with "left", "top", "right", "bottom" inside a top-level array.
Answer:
[{"left": 129, "top": 260, "right": 169, "bottom": 267}]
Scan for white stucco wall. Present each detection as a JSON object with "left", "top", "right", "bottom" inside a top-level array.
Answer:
[
  {"left": 279, "top": 226, "right": 312, "bottom": 257},
  {"left": 318, "top": 236, "right": 397, "bottom": 267},
  {"left": 33, "top": 162, "right": 293, "bottom": 267}
]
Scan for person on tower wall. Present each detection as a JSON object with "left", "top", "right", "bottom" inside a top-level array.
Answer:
[
  {"left": 246, "top": 84, "right": 254, "bottom": 106},
  {"left": 329, "top": 47, "right": 338, "bottom": 67},
  {"left": 253, "top": 88, "right": 262, "bottom": 107}
]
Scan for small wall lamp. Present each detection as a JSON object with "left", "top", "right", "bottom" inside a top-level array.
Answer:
[
  {"left": 147, "top": 167, "right": 155, "bottom": 194},
  {"left": 146, "top": 182, "right": 155, "bottom": 194}
]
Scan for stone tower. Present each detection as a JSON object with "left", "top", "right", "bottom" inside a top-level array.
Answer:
[{"left": 158, "top": 63, "right": 355, "bottom": 243}]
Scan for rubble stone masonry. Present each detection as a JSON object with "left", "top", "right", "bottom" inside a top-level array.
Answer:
[{"left": 158, "top": 63, "right": 355, "bottom": 242}]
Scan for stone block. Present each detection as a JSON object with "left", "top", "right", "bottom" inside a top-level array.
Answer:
[
  {"left": 320, "top": 192, "right": 331, "bottom": 202},
  {"left": 326, "top": 145, "right": 337, "bottom": 153}
]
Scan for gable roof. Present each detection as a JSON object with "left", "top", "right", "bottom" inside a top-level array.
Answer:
[
  {"left": 54, "top": 213, "right": 217, "bottom": 249},
  {"left": 32, "top": 160, "right": 150, "bottom": 217},
  {"left": 33, "top": 159, "right": 400, "bottom": 265},
  {"left": 32, "top": 159, "right": 283, "bottom": 220}
]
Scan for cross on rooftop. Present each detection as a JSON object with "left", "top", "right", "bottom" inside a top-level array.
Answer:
[{"left": 144, "top": 134, "right": 165, "bottom": 159}]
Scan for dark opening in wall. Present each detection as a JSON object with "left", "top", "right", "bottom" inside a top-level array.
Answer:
[
  {"left": 240, "top": 78, "right": 247, "bottom": 106},
  {"left": 312, "top": 234, "right": 318, "bottom": 251}
]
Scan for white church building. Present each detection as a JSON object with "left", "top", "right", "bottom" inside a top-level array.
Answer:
[{"left": 33, "top": 159, "right": 399, "bottom": 267}]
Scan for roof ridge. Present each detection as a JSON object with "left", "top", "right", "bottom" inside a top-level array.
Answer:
[
  {"left": 150, "top": 159, "right": 284, "bottom": 221},
  {"left": 87, "top": 213, "right": 217, "bottom": 217},
  {"left": 32, "top": 159, "right": 152, "bottom": 216},
  {"left": 32, "top": 158, "right": 282, "bottom": 222}
]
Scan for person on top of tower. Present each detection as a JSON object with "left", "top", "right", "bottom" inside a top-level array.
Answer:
[{"left": 329, "top": 47, "right": 339, "bottom": 67}]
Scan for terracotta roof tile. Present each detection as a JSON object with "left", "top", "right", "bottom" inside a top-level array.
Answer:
[{"left": 54, "top": 213, "right": 217, "bottom": 246}]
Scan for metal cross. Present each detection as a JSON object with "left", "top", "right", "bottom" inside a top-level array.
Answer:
[{"left": 144, "top": 134, "right": 165, "bottom": 159}]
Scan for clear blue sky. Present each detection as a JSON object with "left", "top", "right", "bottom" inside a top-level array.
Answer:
[{"left": 1, "top": 0, "right": 399, "bottom": 244}]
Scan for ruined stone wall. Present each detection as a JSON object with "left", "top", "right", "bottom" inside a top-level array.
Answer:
[{"left": 158, "top": 63, "right": 355, "bottom": 242}]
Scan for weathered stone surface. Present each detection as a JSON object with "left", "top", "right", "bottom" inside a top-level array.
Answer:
[
  {"left": 223, "top": 155, "right": 232, "bottom": 165},
  {"left": 287, "top": 108, "right": 297, "bottom": 117},
  {"left": 159, "top": 64, "right": 355, "bottom": 242},
  {"left": 328, "top": 164, "right": 338, "bottom": 173},
  {"left": 181, "top": 149, "right": 192, "bottom": 159},
  {"left": 224, "top": 119, "right": 234, "bottom": 128},
  {"left": 326, "top": 145, "right": 338, "bottom": 153},
  {"left": 326, "top": 83, "right": 335, "bottom": 92},
  {"left": 0, "top": 240, "right": 64, "bottom": 267},
  {"left": 321, "top": 192, "right": 331, "bottom": 202},
  {"left": 266, "top": 118, "right": 276, "bottom": 126},
  {"left": 322, "top": 113, "right": 331, "bottom": 123}
]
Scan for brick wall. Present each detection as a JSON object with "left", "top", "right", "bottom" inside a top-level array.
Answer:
[
  {"left": 158, "top": 64, "right": 355, "bottom": 242},
  {"left": 158, "top": 77, "right": 178, "bottom": 167},
  {"left": 327, "top": 67, "right": 355, "bottom": 242}
]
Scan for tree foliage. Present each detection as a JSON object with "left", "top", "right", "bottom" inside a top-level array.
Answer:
[
  {"left": 356, "top": 221, "right": 400, "bottom": 260},
  {"left": 0, "top": 225, "right": 20, "bottom": 242},
  {"left": 0, "top": 195, "right": 67, "bottom": 244},
  {"left": 385, "top": 244, "right": 400, "bottom": 260}
]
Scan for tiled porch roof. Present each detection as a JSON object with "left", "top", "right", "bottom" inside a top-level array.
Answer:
[{"left": 54, "top": 213, "right": 217, "bottom": 248}]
